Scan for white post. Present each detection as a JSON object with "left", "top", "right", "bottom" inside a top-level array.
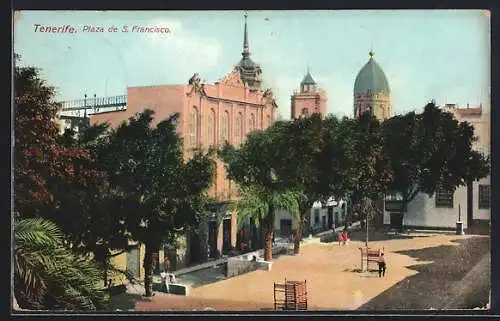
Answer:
[{"left": 365, "top": 211, "right": 369, "bottom": 247}]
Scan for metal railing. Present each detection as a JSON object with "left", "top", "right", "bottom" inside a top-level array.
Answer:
[{"left": 59, "top": 94, "right": 127, "bottom": 112}]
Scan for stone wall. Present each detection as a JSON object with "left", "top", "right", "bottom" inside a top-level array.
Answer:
[{"left": 226, "top": 258, "right": 267, "bottom": 278}]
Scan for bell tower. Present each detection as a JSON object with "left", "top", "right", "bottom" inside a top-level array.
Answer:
[
  {"left": 291, "top": 68, "right": 327, "bottom": 119},
  {"left": 234, "top": 14, "right": 263, "bottom": 90}
]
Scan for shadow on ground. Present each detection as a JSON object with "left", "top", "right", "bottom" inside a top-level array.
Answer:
[
  {"left": 358, "top": 236, "right": 490, "bottom": 310},
  {"left": 466, "top": 221, "right": 490, "bottom": 236},
  {"left": 321, "top": 229, "right": 432, "bottom": 243}
]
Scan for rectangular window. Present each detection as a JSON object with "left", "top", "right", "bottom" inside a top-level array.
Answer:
[
  {"left": 314, "top": 208, "right": 320, "bottom": 224},
  {"left": 478, "top": 185, "right": 490, "bottom": 209},
  {"left": 435, "top": 187, "right": 454, "bottom": 208}
]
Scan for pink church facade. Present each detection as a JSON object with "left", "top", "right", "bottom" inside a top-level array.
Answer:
[{"left": 90, "top": 15, "right": 277, "bottom": 266}]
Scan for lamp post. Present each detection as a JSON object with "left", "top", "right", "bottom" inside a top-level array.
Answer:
[
  {"left": 364, "top": 198, "right": 369, "bottom": 247},
  {"left": 456, "top": 204, "right": 464, "bottom": 235}
]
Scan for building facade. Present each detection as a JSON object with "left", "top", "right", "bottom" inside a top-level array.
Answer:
[
  {"left": 89, "top": 15, "right": 277, "bottom": 270},
  {"left": 384, "top": 104, "right": 491, "bottom": 230}
]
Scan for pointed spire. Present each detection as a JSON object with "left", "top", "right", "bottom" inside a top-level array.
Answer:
[{"left": 242, "top": 12, "right": 250, "bottom": 57}]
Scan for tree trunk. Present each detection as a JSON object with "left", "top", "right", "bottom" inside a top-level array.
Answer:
[
  {"left": 250, "top": 217, "right": 258, "bottom": 250},
  {"left": 293, "top": 210, "right": 309, "bottom": 255},
  {"left": 259, "top": 217, "right": 265, "bottom": 249},
  {"left": 263, "top": 214, "right": 274, "bottom": 262},
  {"left": 143, "top": 243, "right": 154, "bottom": 297}
]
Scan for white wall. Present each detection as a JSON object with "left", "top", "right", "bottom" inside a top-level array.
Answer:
[
  {"left": 385, "top": 186, "right": 467, "bottom": 229},
  {"left": 274, "top": 199, "right": 348, "bottom": 234},
  {"left": 274, "top": 209, "right": 299, "bottom": 232},
  {"left": 384, "top": 177, "right": 491, "bottom": 229},
  {"left": 384, "top": 106, "right": 491, "bottom": 230}
]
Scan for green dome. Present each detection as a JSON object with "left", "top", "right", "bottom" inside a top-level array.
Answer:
[{"left": 354, "top": 52, "right": 390, "bottom": 95}]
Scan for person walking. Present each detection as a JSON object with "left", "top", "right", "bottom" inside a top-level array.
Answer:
[
  {"left": 341, "top": 228, "right": 349, "bottom": 246},
  {"left": 378, "top": 253, "right": 386, "bottom": 277}
]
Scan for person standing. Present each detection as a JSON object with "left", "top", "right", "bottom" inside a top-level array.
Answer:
[{"left": 378, "top": 253, "right": 386, "bottom": 277}]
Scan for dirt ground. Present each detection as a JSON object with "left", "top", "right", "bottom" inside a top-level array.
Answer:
[{"left": 121, "top": 232, "right": 490, "bottom": 311}]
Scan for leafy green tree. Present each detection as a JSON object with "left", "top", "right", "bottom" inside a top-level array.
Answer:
[
  {"left": 220, "top": 129, "right": 302, "bottom": 261},
  {"left": 382, "top": 102, "right": 490, "bottom": 219},
  {"left": 98, "top": 110, "right": 215, "bottom": 297},
  {"left": 230, "top": 186, "right": 301, "bottom": 261},
  {"left": 331, "top": 113, "right": 393, "bottom": 229},
  {"left": 271, "top": 114, "right": 334, "bottom": 254},
  {"left": 57, "top": 124, "right": 132, "bottom": 287},
  {"left": 14, "top": 218, "right": 107, "bottom": 311},
  {"left": 14, "top": 65, "right": 102, "bottom": 220},
  {"left": 14, "top": 61, "right": 129, "bottom": 288}
]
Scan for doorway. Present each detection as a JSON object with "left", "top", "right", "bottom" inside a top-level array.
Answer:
[
  {"left": 208, "top": 220, "right": 217, "bottom": 259},
  {"left": 189, "top": 231, "right": 201, "bottom": 265},
  {"left": 467, "top": 180, "right": 473, "bottom": 228},
  {"left": 327, "top": 207, "right": 333, "bottom": 229},
  {"left": 390, "top": 213, "right": 404, "bottom": 232},
  {"left": 222, "top": 218, "right": 231, "bottom": 253},
  {"left": 280, "top": 219, "right": 293, "bottom": 238}
]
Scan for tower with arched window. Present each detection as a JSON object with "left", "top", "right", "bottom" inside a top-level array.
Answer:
[{"left": 290, "top": 69, "right": 327, "bottom": 119}]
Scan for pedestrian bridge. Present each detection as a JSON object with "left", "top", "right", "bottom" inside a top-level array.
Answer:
[{"left": 58, "top": 94, "right": 127, "bottom": 117}]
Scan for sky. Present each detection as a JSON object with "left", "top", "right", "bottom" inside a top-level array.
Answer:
[{"left": 14, "top": 10, "right": 490, "bottom": 119}]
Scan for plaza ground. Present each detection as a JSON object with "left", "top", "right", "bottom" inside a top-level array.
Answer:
[{"left": 110, "top": 230, "right": 490, "bottom": 311}]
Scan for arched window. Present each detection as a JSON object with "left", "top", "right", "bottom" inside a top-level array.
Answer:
[
  {"left": 220, "top": 111, "right": 229, "bottom": 143},
  {"left": 189, "top": 107, "right": 198, "bottom": 147},
  {"left": 207, "top": 109, "right": 215, "bottom": 146},
  {"left": 249, "top": 113, "right": 256, "bottom": 133},
  {"left": 265, "top": 114, "right": 271, "bottom": 128},
  {"left": 235, "top": 112, "right": 243, "bottom": 145},
  {"left": 302, "top": 108, "right": 309, "bottom": 117}
]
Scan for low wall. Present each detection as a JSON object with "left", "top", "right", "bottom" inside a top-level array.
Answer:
[
  {"left": 167, "top": 284, "right": 189, "bottom": 296},
  {"left": 226, "top": 258, "right": 269, "bottom": 278},
  {"left": 318, "top": 221, "right": 361, "bottom": 242}
]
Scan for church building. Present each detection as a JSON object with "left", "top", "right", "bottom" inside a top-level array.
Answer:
[
  {"left": 290, "top": 69, "right": 327, "bottom": 118},
  {"left": 350, "top": 51, "right": 490, "bottom": 231},
  {"left": 353, "top": 51, "right": 391, "bottom": 120},
  {"left": 90, "top": 14, "right": 277, "bottom": 272}
]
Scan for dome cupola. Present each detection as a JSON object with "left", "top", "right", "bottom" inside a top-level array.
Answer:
[{"left": 354, "top": 51, "right": 390, "bottom": 95}]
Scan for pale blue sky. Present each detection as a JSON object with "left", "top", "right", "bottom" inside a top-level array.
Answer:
[{"left": 14, "top": 10, "right": 490, "bottom": 119}]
